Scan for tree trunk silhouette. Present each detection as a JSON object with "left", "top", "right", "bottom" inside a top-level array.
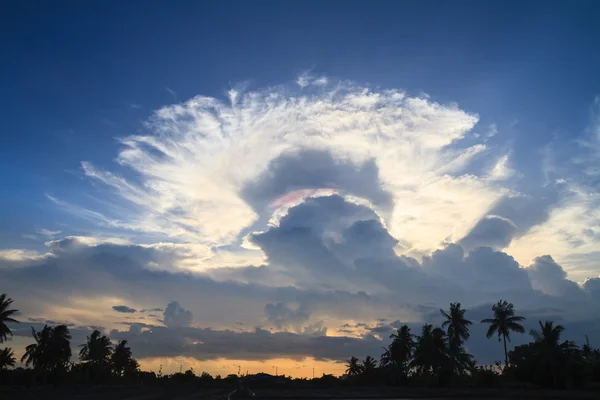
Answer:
[{"left": 503, "top": 334, "right": 508, "bottom": 367}]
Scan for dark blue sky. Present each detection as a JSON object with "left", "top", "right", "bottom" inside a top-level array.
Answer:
[{"left": 1, "top": 0, "right": 600, "bottom": 247}]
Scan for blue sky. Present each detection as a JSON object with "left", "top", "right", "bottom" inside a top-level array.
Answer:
[{"left": 2, "top": 1, "right": 600, "bottom": 375}]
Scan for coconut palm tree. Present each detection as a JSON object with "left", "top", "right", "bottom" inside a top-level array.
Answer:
[
  {"left": 345, "top": 356, "right": 362, "bottom": 376},
  {"left": 80, "top": 329, "right": 113, "bottom": 366},
  {"left": 530, "top": 320, "right": 578, "bottom": 354},
  {"left": 21, "top": 325, "right": 72, "bottom": 375},
  {"left": 389, "top": 324, "right": 415, "bottom": 370},
  {"left": 410, "top": 324, "right": 449, "bottom": 375},
  {"left": 481, "top": 300, "right": 525, "bottom": 366},
  {"left": 379, "top": 345, "right": 393, "bottom": 368},
  {"left": 0, "top": 347, "right": 16, "bottom": 370},
  {"left": 111, "top": 340, "right": 133, "bottom": 376},
  {"left": 440, "top": 302, "right": 472, "bottom": 350},
  {"left": 0, "top": 293, "right": 19, "bottom": 343},
  {"left": 362, "top": 356, "right": 377, "bottom": 375}
]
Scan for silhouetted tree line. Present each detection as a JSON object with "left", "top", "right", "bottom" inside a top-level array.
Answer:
[
  {"left": 344, "top": 301, "right": 600, "bottom": 389},
  {"left": 2, "top": 293, "right": 600, "bottom": 390}
]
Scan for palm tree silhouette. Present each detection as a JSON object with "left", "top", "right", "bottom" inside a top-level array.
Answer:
[
  {"left": 80, "top": 329, "right": 113, "bottom": 364},
  {"left": 440, "top": 302, "right": 472, "bottom": 350},
  {"left": 481, "top": 300, "right": 525, "bottom": 366},
  {"left": 345, "top": 356, "right": 362, "bottom": 376},
  {"left": 21, "top": 325, "right": 72, "bottom": 380},
  {"left": 0, "top": 293, "right": 19, "bottom": 343},
  {"left": 389, "top": 325, "right": 415, "bottom": 372},
  {"left": 362, "top": 356, "right": 377, "bottom": 375},
  {"left": 0, "top": 347, "right": 16, "bottom": 385},
  {"left": 0, "top": 347, "right": 16, "bottom": 369},
  {"left": 379, "top": 345, "right": 393, "bottom": 367},
  {"left": 111, "top": 340, "right": 133, "bottom": 376},
  {"left": 529, "top": 320, "right": 578, "bottom": 354},
  {"left": 411, "top": 324, "right": 449, "bottom": 375}
]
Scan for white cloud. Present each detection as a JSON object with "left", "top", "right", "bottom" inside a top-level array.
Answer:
[
  {"left": 488, "top": 154, "right": 516, "bottom": 181},
  {"left": 71, "top": 76, "right": 509, "bottom": 258}
]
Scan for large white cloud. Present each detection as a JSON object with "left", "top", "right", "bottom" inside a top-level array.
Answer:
[{"left": 70, "top": 77, "right": 507, "bottom": 258}]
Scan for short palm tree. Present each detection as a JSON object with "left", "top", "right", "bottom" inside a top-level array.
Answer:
[
  {"left": 21, "top": 325, "right": 72, "bottom": 374},
  {"left": 530, "top": 320, "right": 578, "bottom": 355},
  {"left": 0, "top": 347, "right": 16, "bottom": 370},
  {"left": 380, "top": 345, "right": 393, "bottom": 367},
  {"left": 345, "top": 356, "right": 362, "bottom": 376},
  {"left": 441, "top": 302, "right": 472, "bottom": 350},
  {"left": 0, "top": 294, "right": 19, "bottom": 343},
  {"left": 362, "top": 355, "right": 377, "bottom": 375},
  {"left": 111, "top": 340, "right": 133, "bottom": 376},
  {"left": 481, "top": 300, "right": 525, "bottom": 366},
  {"left": 80, "top": 329, "right": 113, "bottom": 367}
]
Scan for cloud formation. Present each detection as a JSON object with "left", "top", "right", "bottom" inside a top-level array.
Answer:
[
  {"left": 4, "top": 76, "right": 600, "bottom": 369},
  {"left": 113, "top": 305, "right": 137, "bottom": 313}
]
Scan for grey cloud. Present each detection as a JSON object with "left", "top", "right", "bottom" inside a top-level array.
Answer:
[
  {"left": 264, "top": 302, "right": 310, "bottom": 332},
  {"left": 3, "top": 194, "right": 600, "bottom": 365},
  {"left": 460, "top": 188, "right": 562, "bottom": 251},
  {"left": 242, "top": 149, "right": 393, "bottom": 214},
  {"left": 583, "top": 277, "right": 600, "bottom": 300},
  {"left": 113, "top": 305, "right": 137, "bottom": 313},
  {"left": 527, "top": 256, "right": 587, "bottom": 300},
  {"left": 163, "top": 301, "right": 193, "bottom": 328},
  {"left": 110, "top": 322, "right": 380, "bottom": 362},
  {"left": 140, "top": 308, "right": 164, "bottom": 313}
]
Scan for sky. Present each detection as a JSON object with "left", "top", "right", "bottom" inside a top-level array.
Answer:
[{"left": 2, "top": 0, "right": 600, "bottom": 377}]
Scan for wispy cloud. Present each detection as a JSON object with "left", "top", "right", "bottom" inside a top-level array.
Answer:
[{"left": 165, "top": 86, "right": 178, "bottom": 101}]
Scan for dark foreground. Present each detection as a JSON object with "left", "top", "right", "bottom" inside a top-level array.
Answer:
[{"left": 1, "top": 386, "right": 599, "bottom": 400}]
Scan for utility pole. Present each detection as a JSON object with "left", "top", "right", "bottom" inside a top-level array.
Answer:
[
  {"left": 312, "top": 366, "right": 315, "bottom": 379},
  {"left": 180, "top": 364, "right": 182, "bottom": 374}
]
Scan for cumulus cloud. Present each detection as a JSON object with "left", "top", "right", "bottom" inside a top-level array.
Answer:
[
  {"left": 264, "top": 302, "right": 310, "bottom": 332},
  {"left": 163, "top": 301, "right": 193, "bottom": 328},
  {"left": 113, "top": 305, "right": 137, "bottom": 313},
  {"left": 526, "top": 255, "right": 586, "bottom": 300}
]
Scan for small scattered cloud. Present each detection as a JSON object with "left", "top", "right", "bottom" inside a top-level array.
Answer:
[
  {"left": 165, "top": 86, "right": 178, "bottom": 101},
  {"left": 113, "top": 305, "right": 137, "bottom": 313}
]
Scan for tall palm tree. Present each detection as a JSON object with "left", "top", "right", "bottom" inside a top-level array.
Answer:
[
  {"left": 80, "top": 329, "right": 113, "bottom": 367},
  {"left": 481, "top": 300, "right": 525, "bottom": 366},
  {"left": 345, "top": 356, "right": 362, "bottom": 376},
  {"left": 0, "top": 347, "right": 16, "bottom": 369},
  {"left": 21, "top": 325, "right": 72, "bottom": 374},
  {"left": 440, "top": 302, "right": 472, "bottom": 350},
  {"left": 0, "top": 294, "right": 19, "bottom": 343},
  {"left": 111, "top": 340, "right": 133, "bottom": 376},
  {"left": 389, "top": 325, "right": 415, "bottom": 370}
]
